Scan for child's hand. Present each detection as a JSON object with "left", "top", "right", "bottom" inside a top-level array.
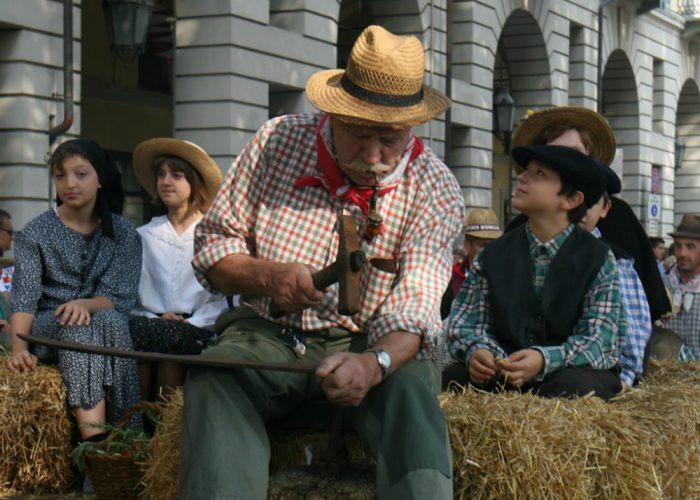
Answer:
[
  {"left": 55, "top": 300, "right": 91, "bottom": 326},
  {"left": 160, "top": 312, "right": 187, "bottom": 322},
  {"left": 468, "top": 349, "right": 498, "bottom": 385},
  {"left": 500, "top": 349, "right": 544, "bottom": 387},
  {"left": 7, "top": 349, "right": 38, "bottom": 373}
]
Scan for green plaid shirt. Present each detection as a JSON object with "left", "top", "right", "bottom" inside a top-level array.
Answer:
[{"left": 447, "top": 224, "right": 623, "bottom": 376}]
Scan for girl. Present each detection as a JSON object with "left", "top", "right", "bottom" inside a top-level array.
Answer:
[
  {"left": 129, "top": 138, "right": 227, "bottom": 362},
  {"left": 7, "top": 139, "right": 142, "bottom": 439}
]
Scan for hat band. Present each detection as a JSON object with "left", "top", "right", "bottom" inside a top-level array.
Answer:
[
  {"left": 465, "top": 224, "right": 500, "bottom": 232},
  {"left": 340, "top": 74, "right": 423, "bottom": 108}
]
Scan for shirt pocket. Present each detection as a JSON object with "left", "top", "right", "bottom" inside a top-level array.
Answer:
[{"left": 355, "top": 258, "right": 398, "bottom": 324}]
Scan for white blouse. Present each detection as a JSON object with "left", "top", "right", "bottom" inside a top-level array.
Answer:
[{"left": 131, "top": 215, "right": 229, "bottom": 329}]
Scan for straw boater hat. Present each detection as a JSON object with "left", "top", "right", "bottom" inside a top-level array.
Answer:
[
  {"left": 510, "top": 106, "right": 616, "bottom": 173},
  {"left": 133, "top": 138, "right": 223, "bottom": 210},
  {"left": 669, "top": 214, "right": 700, "bottom": 240},
  {"left": 464, "top": 208, "right": 503, "bottom": 240},
  {"left": 306, "top": 25, "right": 451, "bottom": 129}
]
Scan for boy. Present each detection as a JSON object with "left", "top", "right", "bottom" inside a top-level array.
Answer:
[
  {"left": 447, "top": 145, "right": 623, "bottom": 399},
  {"left": 578, "top": 161, "right": 649, "bottom": 388}
]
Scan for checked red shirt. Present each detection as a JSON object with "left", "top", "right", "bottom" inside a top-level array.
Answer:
[{"left": 193, "top": 113, "right": 464, "bottom": 356}]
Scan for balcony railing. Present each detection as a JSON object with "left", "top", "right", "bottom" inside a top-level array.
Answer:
[{"left": 672, "top": 0, "right": 700, "bottom": 18}]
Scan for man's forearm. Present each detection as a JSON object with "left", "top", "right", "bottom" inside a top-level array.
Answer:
[
  {"left": 370, "top": 331, "right": 422, "bottom": 375},
  {"left": 206, "top": 254, "right": 279, "bottom": 296}
]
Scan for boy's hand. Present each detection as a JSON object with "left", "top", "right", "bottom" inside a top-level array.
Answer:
[
  {"left": 55, "top": 300, "right": 91, "bottom": 326},
  {"left": 501, "top": 349, "right": 544, "bottom": 387},
  {"left": 468, "top": 349, "right": 498, "bottom": 385}
]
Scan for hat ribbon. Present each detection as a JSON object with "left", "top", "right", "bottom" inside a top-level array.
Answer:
[
  {"left": 340, "top": 74, "right": 424, "bottom": 107},
  {"left": 294, "top": 114, "right": 424, "bottom": 232}
]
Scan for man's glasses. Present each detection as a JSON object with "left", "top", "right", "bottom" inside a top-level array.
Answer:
[{"left": 0, "top": 228, "right": 13, "bottom": 237}]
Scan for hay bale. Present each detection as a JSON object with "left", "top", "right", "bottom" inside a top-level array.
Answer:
[
  {"left": 443, "top": 389, "right": 602, "bottom": 499},
  {"left": 615, "top": 360, "right": 700, "bottom": 499},
  {"left": 140, "top": 388, "right": 183, "bottom": 500},
  {"left": 143, "top": 362, "right": 700, "bottom": 499},
  {"left": 0, "top": 359, "right": 74, "bottom": 496}
]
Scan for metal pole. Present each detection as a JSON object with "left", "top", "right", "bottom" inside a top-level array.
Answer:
[{"left": 48, "top": 0, "right": 74, "bottom": 209}]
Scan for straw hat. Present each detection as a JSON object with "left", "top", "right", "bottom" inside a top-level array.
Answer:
[
  {"left": 510, "top": 106, "right": 616, "bottom": 172},
  {"left": 133, "top": 138, "right": 223, "bottom": 210},
  {"left": 464, "top": 208, "right": 503, "bottom": 239},
  {"left": 669, "top": 214, "right": 700, "bottom": 240},
  {"left": 306, "top": 25, "right": 450, "bottom": 129}
]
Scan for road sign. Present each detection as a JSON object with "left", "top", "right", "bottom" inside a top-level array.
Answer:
[{"left": 648, "top": 194, "right": 661, "bottom": 221}]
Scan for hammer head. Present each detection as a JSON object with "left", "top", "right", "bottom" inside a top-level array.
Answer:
[{"left": 337, "top": 214, "right": 364, "bottom": 315}]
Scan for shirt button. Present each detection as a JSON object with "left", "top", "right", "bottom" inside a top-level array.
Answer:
[
  {"left": 534, "top": 314, "right": 543, "bottom": 322},
  {"left": 527, "top": 337, "right": 535, "bottom": 344}
]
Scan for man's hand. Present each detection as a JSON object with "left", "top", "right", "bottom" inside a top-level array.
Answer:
[
  {"left": 55, "top": 300, "right": 92, "bottom": 326},
  {"left": 315, "top": 352, "right": 380, "bottom": 406},
  {"left": 269, "top": 263, "right": 324, "bottom": 313},
  {"left": 161, "top": 312, "right": 187, "bottom": 322},
  {"left": 468, "top": 349, "right": 498, "bottom": 385},
  {"left": 7, "top": 349, "right": 38, "bottom": 373},
  {"left": 500, "top": 349, "right": 544, "bottom": 387}
]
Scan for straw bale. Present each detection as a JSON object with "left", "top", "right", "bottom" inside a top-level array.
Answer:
[
  {"left": 443, "top": 389, "right": 600, "bottom": 499},
  {"left": 268, "top": 464, "right": 375, "bottom": 500},
  {"left": 614, "top": 360, "right": 700, "bottom": 499},
  {"left": 0, "top": 359, "right": 74, "bottom": 496},
  {"left": 140, "top": 388, "right": 183, "bottom": 500}
]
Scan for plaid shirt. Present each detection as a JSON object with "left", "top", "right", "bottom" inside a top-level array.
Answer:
[
  {"left": 192, "top": 113, "right": 464, "bottom": 356},
  {"left": 663, "top": 266, "right": 700, "bottom": 357},
  {"left": 591, "top": 228, "right": 650, "bottom": 387},
  {"left": 447, "top": 224, "right": 622, "bottom": 376}
]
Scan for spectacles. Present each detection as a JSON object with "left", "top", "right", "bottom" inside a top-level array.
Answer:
[{"left": 0, "top": 228, "right": 13, "bottom": 237}]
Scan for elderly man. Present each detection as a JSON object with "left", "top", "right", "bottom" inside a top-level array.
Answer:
[
  {"left": 663, "top": 214, "right": 700, "bottom": 358},
  {"left": 179, "top": 25, "right": 463, "bottom": 499}
]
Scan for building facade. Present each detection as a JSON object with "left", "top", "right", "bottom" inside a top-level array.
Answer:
[{"left": 1, "top": 0, "right": 700, "bottom": 245}]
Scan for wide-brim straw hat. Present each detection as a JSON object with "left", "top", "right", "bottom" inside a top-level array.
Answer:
[
  {"left": 306, "top": 25, "right": 451, "bottom": 129},
  {"left": 465, "top": 208, "right": 503, "bottom": 239},
  {"left": 133, "top": 138, "right": 223, "bottom": 210},
  {"left": 511, "top": 106, "right": 616, "bottom": 172},
  {"left": 668, "top": 214, "right": 700, "bottom": 240}
]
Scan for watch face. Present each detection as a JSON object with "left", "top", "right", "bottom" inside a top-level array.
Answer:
[{"left": 377, "top": 350, "right": 391, "bottom": 370}]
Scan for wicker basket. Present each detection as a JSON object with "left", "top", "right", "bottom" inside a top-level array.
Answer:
[{"left": 84, "top": 401, "right": 162, "bottom": 500}]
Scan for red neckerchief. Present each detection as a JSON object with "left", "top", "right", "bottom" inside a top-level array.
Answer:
[{"left": 294, "top": 115, "right": 424, "bottom": 218}]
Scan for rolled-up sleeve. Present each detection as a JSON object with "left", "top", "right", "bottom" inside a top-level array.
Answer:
[
  {"left": 364, "top": 171, "right": 463, "bottom": 356},
  {"left": 192, "top": 125, "right": 270, "bottom": 291}
]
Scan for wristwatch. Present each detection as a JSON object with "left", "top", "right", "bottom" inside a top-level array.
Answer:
[{"left": 367, "top": 348, "right": 391, "bottom": 381}]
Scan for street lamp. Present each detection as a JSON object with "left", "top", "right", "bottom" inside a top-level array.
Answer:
[
  {"left": 103, "top": 0, "right": 155, "bottom": 62},
  {"left": 675, "top": 135, "right": 686, "bottom": 170},
  {"left": 492, "top": 85, "right": 517, "bottom": 153}
]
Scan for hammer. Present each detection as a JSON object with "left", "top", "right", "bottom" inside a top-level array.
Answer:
[{"left": 270, "top": 214, "right": 366, "bottom": 317}]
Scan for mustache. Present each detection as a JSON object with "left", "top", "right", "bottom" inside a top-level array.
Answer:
[{"left": 340, "top": 158, "right": 394, "bottom": 176}]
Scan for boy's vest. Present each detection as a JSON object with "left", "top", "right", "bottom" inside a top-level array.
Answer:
[{"left": 480, "top": 225, "right": 609, "bottom": 354}]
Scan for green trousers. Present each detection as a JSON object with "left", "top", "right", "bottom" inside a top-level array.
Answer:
[{"left": 178, "top": 307, "right": 453, "bottom": 499}]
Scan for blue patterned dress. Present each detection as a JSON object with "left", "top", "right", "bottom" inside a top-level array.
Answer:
[{"left": 11, "top": 209, "right": 142, "bottom": 422}]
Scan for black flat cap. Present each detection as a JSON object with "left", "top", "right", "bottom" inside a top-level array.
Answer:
[{"left": 511, "top": 145, "right": 607, "bottom": 208}]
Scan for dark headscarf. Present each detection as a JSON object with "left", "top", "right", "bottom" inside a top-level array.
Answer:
[{"left": 52, "top": 139, "right": 124, "bottom": 239}]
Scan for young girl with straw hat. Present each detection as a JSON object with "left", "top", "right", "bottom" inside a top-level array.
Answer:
[
  {"left": 129, "top": 139, "right": 227, "bottom": 369},
  {"left": 7, "top": 139, "right": 142, "bottom": 440}
]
